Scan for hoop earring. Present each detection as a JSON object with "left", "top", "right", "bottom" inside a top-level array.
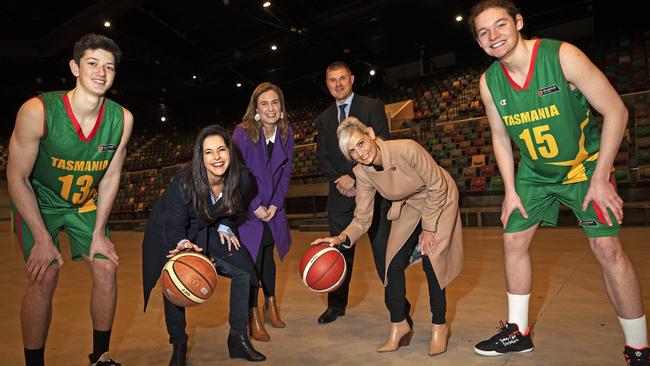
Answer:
[
  {"left": 254, "top": 113, "right": 261, "bottom": 122},
  {"left": 280, "top": 112, "right": 284, "bottom": 119}
]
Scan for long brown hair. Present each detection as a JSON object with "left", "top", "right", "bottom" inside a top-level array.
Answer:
[
  {"left": 239, "top": 82, "right": 289, "bottom": 144},
  {"left": 179, "top": 124, "right": 248, "bottom": 223}
]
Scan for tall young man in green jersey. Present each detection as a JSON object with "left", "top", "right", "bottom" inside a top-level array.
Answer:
[
  {"left": 468, "top": 1, "right": 648, "bottom": 364},
  {"left": 7, "top": 34, "right": 133, "bottom": 366}
]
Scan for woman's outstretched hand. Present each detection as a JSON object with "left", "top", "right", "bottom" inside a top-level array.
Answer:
[
  {"left": 310, "top": 235, "right": 342, "bottom": 247},
  {"left": 167, "top": 241, "right": 203, "bottom": 258}
]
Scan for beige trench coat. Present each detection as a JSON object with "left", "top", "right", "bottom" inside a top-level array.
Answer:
[{"left": 341, "top": 138, "right": 464, "bottom": 289}]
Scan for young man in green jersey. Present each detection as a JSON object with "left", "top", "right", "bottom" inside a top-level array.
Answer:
[
  {"left": 7, "top": 34, "right": 133, "bottom": 366},
  {"left": 468, "top": 1, "right": 648, "bottom": 364}
]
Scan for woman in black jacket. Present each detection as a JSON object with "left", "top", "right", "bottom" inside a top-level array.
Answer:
[{"left": 142, "top": 124, "right": 265, "bottom": 365}]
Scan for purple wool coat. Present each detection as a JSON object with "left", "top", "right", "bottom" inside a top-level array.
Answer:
[{"left": 232, "top": 126, "right": 294, "bottom": 261}]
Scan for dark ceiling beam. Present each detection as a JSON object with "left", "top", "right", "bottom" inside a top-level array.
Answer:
[
  {"left": 35, "top": 0, "right": 146, "bottom": 57},
  {"left": 226, "top": 66, "right": 257, "bottom": 87},
  {"left": 0, "top": 41, "right": 40, "bottom": 58},
  {"left": 286, "top": 0, "right": 393, "bottom": 35},
  {"left": 239, "top": 12, "right": 290, "bottom": 32},
  {"left": 195, "top": 0, "right": 393, "bottom": 82},
  {"left": 197, "top": 33, "right": 299, "bottom": 84},
  {"left": 135, "top": 5, "right": 208, "bottom": 54}
]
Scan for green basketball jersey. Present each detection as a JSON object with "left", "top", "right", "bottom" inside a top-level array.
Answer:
[
  {"left": 485, "top": 39, "right": 601, "bottom": 185},
  {"left": 30, "top": 91, "right": 124, "bottom": 214}
]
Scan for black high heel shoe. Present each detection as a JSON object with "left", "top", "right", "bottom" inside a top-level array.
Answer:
[{"left": 227, "top": 334, "right": 266, "bottom": 362}]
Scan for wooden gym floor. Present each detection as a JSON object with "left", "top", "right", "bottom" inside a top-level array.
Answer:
[{"left": 1, "top": 220, "right": 648, "bottom": 365}]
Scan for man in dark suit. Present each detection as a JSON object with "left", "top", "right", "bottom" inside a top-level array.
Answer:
[{"left": 315, "top": 61, "right": 390, "bottom": 323}]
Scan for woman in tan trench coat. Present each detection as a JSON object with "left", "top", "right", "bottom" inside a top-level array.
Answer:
[{"left": 311, "top": 117, "right": 463, "bottom": 356}]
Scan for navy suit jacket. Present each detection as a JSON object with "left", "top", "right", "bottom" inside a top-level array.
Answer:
[
  {"left": 142, "top": 167, "right": 258, "bottom": 311},
  {"left": 316, "top": 94, "right": 389, "bottom": 213}
]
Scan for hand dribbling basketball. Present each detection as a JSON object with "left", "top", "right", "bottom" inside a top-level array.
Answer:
[{"left": 167, "top": 241, "right": 203, "bottom": 258}]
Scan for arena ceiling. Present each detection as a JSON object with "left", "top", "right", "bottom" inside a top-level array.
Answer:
[{"left": 0, "top": 0, "right": 642, "bottom": 124}]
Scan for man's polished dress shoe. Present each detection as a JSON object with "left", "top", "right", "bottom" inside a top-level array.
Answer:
[
  {"left": 317, "top": 307, "right": 345, "bottom": 324},
  {"left": 227, "top": 334, "right": 266, "bottom": 362}
]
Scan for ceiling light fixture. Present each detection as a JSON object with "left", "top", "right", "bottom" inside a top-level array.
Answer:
[
  {"left": 271, "top": 44, "right": 278, "bottom": 51},
  {"left": 103, "top": 21, "right": 111, "bottom": 27},
  {"left": 369, "top": 69, "right": 376, "bottom": 76},
  {"left": 455, "top": 15, "right": 463, "bottom": 22},
  {"left": 236, "top": 82, "right": 242, "bottom": 87},
  {"left": 262, "top": 1, "right": 271, "bottom": 7}
]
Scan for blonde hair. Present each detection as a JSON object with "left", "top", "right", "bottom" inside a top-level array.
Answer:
[{"left": 336, "top": 116, "right": 371, "bottom": 162}]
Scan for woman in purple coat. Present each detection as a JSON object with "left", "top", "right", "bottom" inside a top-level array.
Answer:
[{"left": 233, "top": 82, "right": 294, "bottom": 342}]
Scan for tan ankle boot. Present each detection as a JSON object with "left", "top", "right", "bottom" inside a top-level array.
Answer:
[
  {"left": 248, "top": 307, "right": 270, "bottom": 342},
  {"left": 428, "top": 323, "right": 448, "bottom": 356},
  {"left": 264, "top": 296, "right": 286, "bottom": 328},
  {"left": 377, "top": 320, "right": 413, "bottom": 353}
]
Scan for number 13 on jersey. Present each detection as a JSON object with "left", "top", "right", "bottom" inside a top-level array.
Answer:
[{"left": 58, "top": 174, "right": 94, "bottom": 204}]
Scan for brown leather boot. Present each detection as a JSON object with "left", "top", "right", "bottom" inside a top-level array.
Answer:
[
  {"left": 428, "top": 323, "right": 448, "bottom": 356},
  {"left": 248, "top": 307, "right": 270, "bottom": 342},
  {"left": 377, "top": 319, "right": 413, "bottom": 353},
  {"left": 264, "top": 296, "right": 286, "bottom": 328}
]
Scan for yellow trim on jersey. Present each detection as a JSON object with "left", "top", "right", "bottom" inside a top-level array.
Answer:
[
  {"left": 78, "top": 200, "right": 97, "bottom": 213},
  {"left": 544, "top": 114, "right": 593, "bottom": 184}
]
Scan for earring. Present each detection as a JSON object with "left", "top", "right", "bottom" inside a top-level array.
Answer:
[
  {"left": 254, "top": 113, "right": 261, "bottom": 122},
  {"left": 280, "top": 112, "right": 284, "bottom": 119}
]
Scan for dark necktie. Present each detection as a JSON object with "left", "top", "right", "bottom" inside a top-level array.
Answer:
[
  {"left": 338, "top": 103, "right": 347, "bottom": 123},
  {"left": 266, "top": 140, "right": 273, "bottom": 156}
]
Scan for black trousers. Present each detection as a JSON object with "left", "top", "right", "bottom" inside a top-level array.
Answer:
[
  {"left": 384, "top": 223, "right": 446, "bottom": 324},
  {"left": 249, "top": 222, "right": 276, "bottom": 306},
  {"left": 164, "top": 255, "right": 251, "bottom": 344},
  {"left": 327, "top": 194, "right": 386, "bottom": 309}
]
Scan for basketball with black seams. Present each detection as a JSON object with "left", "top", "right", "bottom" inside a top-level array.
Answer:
[{"left": 160, "top": 252, "right": 218, "bottom": 307}]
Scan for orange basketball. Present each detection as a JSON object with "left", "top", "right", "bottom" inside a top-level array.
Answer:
[
  {"left": 299, "top": 244, "right": 347, "bottom": 293},
  {"left": 160, "top": 252, "right": 218, "bottom": 307}
]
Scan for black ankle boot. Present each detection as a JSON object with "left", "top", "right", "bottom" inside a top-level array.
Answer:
[
  {"left": 169, "top": 342, "right": 187, "bottom": 366},
  {"left": 227, "top": 334, "right": 266, "bottom": 362}
]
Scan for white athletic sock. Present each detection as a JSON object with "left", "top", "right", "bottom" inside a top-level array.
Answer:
[
  {"left": 619, "top": 315, "right": 648, "bottom": 349},
  {"left": 507, "top": 292, "right": 530, "bottom": 332}
]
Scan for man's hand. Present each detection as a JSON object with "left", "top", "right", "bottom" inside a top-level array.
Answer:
[
  {"left": 26, "top": 239, "right": 63, "bottom": 283},
  {"left": 334, "top": 175, "right": 355, "bottom": 196},
  {"left": 341, "top": 187, "right": 356, "bottom": 197},
  {"left": 582, "top": 178, "right": 623, "bottom": 226},
  {"left": 89, "top": 234, "right": 119, "bottom": 266},
  {"left": 501, "top": 191, "right": 528, "bottom": 228}
]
